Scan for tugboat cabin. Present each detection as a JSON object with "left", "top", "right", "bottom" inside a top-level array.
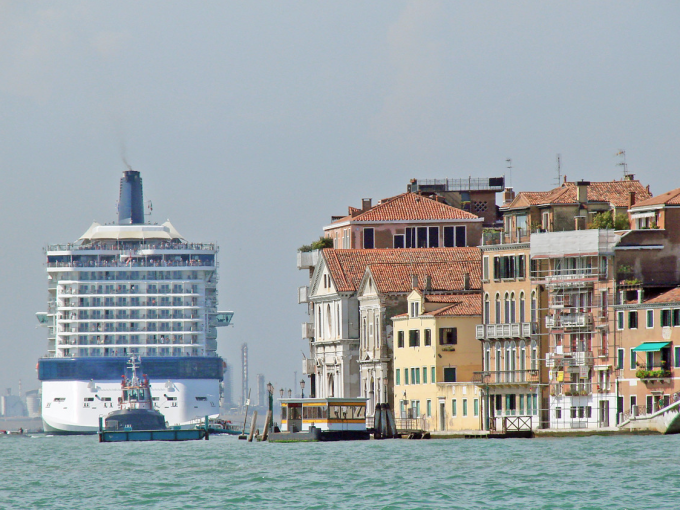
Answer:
[{"left": 280, "top": 398, "right": 367, "bottom": 434}]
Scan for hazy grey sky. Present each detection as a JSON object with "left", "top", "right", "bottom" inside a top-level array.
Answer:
[{"left": 1, "top": 1, "right": 679, "bottom": 395}]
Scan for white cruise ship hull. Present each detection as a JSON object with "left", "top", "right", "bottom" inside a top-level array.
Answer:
[{"left": 42, "top": 378, "right": 220, "bottom": 434}]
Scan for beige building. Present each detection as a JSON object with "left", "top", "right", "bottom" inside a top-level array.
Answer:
[
  {"left": 477, "top": 238, "right": 548, "bottom": 431},
  {"left": 392, "top": 290, "right": 483, "bottom": 432}
]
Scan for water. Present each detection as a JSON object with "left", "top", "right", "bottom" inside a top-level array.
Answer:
[{"left": 1, "top": 434, "right": 678, "bottom": 509}]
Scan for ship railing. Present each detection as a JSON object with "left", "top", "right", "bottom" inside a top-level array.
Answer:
[
  {"left": 47, "top": 259, "right": 215, "bottom": 269},
  {"left": 47, "top": 242, "right": 217, "bottom": 252}
]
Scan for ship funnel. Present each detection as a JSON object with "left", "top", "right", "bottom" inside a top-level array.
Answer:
[{"left": 118, "top": 170, "right": 144, "bottom": 224}]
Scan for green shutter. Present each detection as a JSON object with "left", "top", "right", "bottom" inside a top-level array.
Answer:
[{"left": 396, "top": 369, "right": 400, "bottom": 385}]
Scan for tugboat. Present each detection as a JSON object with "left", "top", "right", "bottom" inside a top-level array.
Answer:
[
  {"left": 104, "top": 356, "right": 166, "bottom": 432},
  {"left": 98, "top": 357, "right": 209, "bottom": 442}
]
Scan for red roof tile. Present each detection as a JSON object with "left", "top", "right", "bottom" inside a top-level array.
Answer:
[
  {"left": 322, "top": 247, "right": 481, "bottom": 293},
  {"left": 632, "top": 187, "right": 680, "bottom": 208},
  {"left": 349, "top": 193, "right": 479, "bottom": 222},
  {"left": 504, "top": 180, "right": 652, "bottom": 210},
  {"left": 423, "top": 295, "right": 482, "bottom": 317},
  {"left": 645, "top": 287, "right": 680, "bottom": 304}
]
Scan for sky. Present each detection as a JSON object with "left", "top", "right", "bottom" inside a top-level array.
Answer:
[{"left": 1, "top": 1, "right": 679, "bottom": 398}]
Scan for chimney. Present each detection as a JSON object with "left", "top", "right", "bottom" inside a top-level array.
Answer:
[
  {"left": 425, "top": 275, "right": 432, "bottom": 291},
  {"left": 575, "top": 216, "right": 586, "bottom": 230},
  {"left": 503, "top": 187, "right": 515, "bottom": 205},
  {"left": 463, "top": 273, "right": 470, "bottom": 291},
  {"left": 361, "top": 198, "right": 372, "bottom": 212},
  {"left": 624, "top": 174, "right": 635, "bottom": 181},
  {"left": 576, "top": 181, "right": 589, "bottom": 204},
  {"left": 628, "top": 191, "right": 636, "bottom": 209},
  {"left": 118, "top": 170, "right": 144, "bottom": 225},
  {"left": 411, "top": 274, "right": 418, "bottom": 289}
]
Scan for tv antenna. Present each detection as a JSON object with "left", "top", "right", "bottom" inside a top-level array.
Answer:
[
  {"left": 505, "top": 158, "right": 512, "bottom": 188},
  {"left": 616, "top": 150, "right": 628, "bottom": 177},
  {"left": 555, "top": 154, "right": 562, "bottom": 186}
]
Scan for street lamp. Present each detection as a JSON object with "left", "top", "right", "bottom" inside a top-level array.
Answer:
[
  {"left": 288, "top": 388, "right": 292, "bottom": 398},
  {"left": 300, "top": 379, "right": 306, "bottom": 399},
  {"left": 279, "top": 388, "right": 284, "bottom": 399}
]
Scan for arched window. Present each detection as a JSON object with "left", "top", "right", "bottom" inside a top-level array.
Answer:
[
  {"left": 519, "top": 340, "right": 526, "bottom": 372},
  {"left": 484, "top": 342, "right": 491, "bottom": 371},
  {"left": 495, "top": 294, "right": 501, "bottom": 324},
  {"left": 375, "top": 314, "right": 380, "bottom": 347},
  {"left": 530, "top": 339, "right": 538, "bottom": 370},
  {"left": 505, "top": 341, "right": 512, "bottom": 371},
  {"left": 510, "top": 292, "right": 516, "bottom": 323},
  {"left": 519, "top": 292, "right": 526, "bottom": 323},
  {"left": 317, "top": 306, "right": 322, "bottom": 339},
  {"left": 484, "top": 294, "right": 490, "bottom": 325},
  {"left": 531, "top": 291, "right": 537, "bottom": 323},
  {"left": 326, "top": 303, "right": 332, "bottom": 338},
  {"left": 361, "top": 316, "right": 367, "bottom": 350},
  {"left": 504, "top": 293, "right": 510, "bottom": 324},
  {"left": 495, "top": 341, "right": 502, "bottom": 372},
  {"left": 336, "top": 303, "right": 341, "bottom": 338}
]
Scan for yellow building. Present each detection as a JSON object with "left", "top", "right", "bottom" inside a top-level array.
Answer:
[{"left": 392, "top": 289, "right": 483, "bottom": 432}]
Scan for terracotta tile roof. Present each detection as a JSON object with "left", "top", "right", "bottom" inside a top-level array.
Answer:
[
  {"left": 351, "top": 192, "right": 479, "bottom": 222},
  {"left": 391, "top": 293, "right": 482, "bottom": 317},
  {"left": 504, "top": 180, "right": 652, "bottom": 210},
  {"left": 322, "top": 247, "right": 481, "bottom": 293},
  {"left": 632, "top": 187, "right": 680, "bottom": 208},
  {"left": 645, "top": 287, "right": 680, "bottom": 304},
  {"left": 424, "top": 294, "right": 469, "bottom": 303},
  {"left": 423, "top": 295, "right": 482, "bottom": 317}
]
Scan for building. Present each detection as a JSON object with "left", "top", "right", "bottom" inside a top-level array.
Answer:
[
  {"left": 323, "top": 192, "right": 483, "bottom": 250},
  {"left": 531, "top": 229, "right": 618, "bottom": 429},
  {"left": 303, "top": 248, "right": 480, "bottom": 401},
  {"left": 501, "top": 177, "right": 651, "bottom": 234},
  {"left": 392, "top": 290, "right": 483, "bottom": 432},
  {"left": 476, "top": 234, "right": 547, "bottom": 431},
  {"left": 355, "top": 250, "right": 481, "bottom": 418},
  {"left": 408, "top": 176, "right": 506, "bottom": 227},
  {"left": 241, "top": 343, "right": 248, "bottom": 407},
  {"left": 614, "top": 287, "right": 680, "bottom": 421}
]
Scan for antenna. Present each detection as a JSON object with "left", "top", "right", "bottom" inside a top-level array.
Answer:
[
  {"left": 556, "top": 154, "right": 562, "bottom": 186},
  {"left": 616, "top": 150, "right": 628, "bottom": 177},
  {"left": 505, "top": 158, "right": 512, "bottom": 188}
]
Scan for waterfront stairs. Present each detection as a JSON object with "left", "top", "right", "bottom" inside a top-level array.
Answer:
[{"left": 618, "top": 399, "right": 680, "bottom": 434}]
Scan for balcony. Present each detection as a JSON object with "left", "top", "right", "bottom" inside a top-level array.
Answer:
[
  {"left": 302, "top": 322, "right": 314, "bottom": 339},
  {"left": 550, "top": 383, "right": 593, "bottom": 397},
  {"left": 475, "top": 322, "right": 535, "bottom": 340},
  {"left": 297, "top": 250, "right": 319, "bottom": 270},
  {"left": 298, "top": 286, "right": 309, "bottom": 304},
  {"left": 473, "top": 370, "right": 539, "bottom": 385},
  {"left": 636, "top": 365, "right": 672, "bottom": 381},
  {"left": 545, "top": 312, "right": 592, "bottom": 329},
  {"left": 302, "top": 358, "right": 315, "bottom": 375},
  {"left": 546, "top": 352, "right": 594, "bottom": 367}
]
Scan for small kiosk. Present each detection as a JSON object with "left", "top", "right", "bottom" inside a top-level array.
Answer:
[{"left": 269, "top": 398, "right": 370, "bottom": 442}]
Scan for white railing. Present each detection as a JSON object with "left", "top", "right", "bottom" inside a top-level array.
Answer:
[
  {"left": 475, "top": 322, "right": 534, "bottom": 339},
  {"left": 545, "top": 313, "right": 591, "bottom": 328}
]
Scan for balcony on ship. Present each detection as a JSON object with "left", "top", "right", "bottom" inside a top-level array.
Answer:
[{"left": 475, "top": 322, "right": 536, "bottom": 340}]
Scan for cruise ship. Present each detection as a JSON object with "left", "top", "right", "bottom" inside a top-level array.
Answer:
[{"left": 36, "top": 170, "right": 233, "bottom": 434}]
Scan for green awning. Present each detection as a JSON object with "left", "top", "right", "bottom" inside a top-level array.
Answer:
[{"left": 631, "top": 342, "right": 670, "bottom": 352}]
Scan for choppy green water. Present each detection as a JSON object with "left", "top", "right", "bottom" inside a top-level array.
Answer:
[{"left": 1, "top": 434, "right": 678, "bottom": 509}]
